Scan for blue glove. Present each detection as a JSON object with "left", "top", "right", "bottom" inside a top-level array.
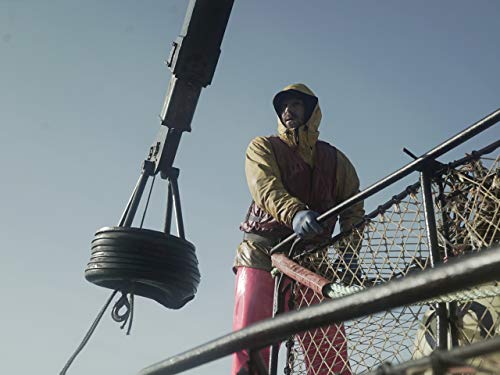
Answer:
[{"left": 292, "top": 210, "right": 323, "bottom": 239}]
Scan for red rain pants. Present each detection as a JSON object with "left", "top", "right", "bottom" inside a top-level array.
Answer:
[{"left": 231, "top": 267, "right": 351, "bottom": 375}]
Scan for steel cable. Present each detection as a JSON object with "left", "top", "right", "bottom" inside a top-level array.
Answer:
[{"left": 59, "top": 290, "right": 118, "bottom": 375}]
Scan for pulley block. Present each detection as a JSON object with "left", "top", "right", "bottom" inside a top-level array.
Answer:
[{"left": 85, "top": 226, "right": 200, "bottom": 309}]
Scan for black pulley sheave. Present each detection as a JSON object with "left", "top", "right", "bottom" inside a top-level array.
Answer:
[{"left": 85, "top": 226, "right": 200, "bottom": 309}]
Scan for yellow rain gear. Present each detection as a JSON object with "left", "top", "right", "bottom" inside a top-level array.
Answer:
[{"left": 234, "top": 83, "right": 365, "bottom": 271}]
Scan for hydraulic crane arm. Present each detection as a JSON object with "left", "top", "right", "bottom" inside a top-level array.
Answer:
[
  {"left": 119, "top": 0, "right": 234, "bottom": 227},
  {"left": 147, "top": 0, "right": 234, "bottom": 176}
]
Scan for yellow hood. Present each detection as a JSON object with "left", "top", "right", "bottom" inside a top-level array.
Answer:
[{"left": 274, "top": 83, "right": 322, "bottom": 166}]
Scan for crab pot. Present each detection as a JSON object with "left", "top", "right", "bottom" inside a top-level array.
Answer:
[{"left": 85, "top": 226, "right": 200, "bottom": 309}]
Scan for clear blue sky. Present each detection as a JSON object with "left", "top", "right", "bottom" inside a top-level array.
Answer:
[{"left": 1, "top": 1, "right": 499, "bottom": 374}]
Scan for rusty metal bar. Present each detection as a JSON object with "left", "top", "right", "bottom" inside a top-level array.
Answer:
[{"left": 271, "top": 253, "right": 330, "bottom": 296}]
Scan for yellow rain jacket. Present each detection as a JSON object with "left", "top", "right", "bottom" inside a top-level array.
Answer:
[{"left": 234, "top": 83, "right": 365, "bottom": 272}]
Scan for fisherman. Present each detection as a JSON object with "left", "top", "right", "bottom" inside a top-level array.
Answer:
[{"left": 232, "top": 83, "right": 365, "bottom": 375}]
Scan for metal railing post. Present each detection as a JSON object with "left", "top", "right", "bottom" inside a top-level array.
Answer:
[
  {"left": 420, "top": 167, "right": 448, "bottom": 350},
  {"left": 436, "top": 179, "right": 460, "bottom": 348}
]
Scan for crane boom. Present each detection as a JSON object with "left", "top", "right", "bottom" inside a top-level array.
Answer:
[{"left": 148, "top": 0, "right": 234, "bottom": 176}]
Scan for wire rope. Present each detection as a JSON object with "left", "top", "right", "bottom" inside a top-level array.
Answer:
[{"left": 59, "top": 290, "right": 118, "bottom": 375}]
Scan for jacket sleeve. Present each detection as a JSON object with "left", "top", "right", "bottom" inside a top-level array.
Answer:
[
  {"left": 335, "top": 149, "right": 365, "bottom": 233},
  {"left": 245, "top": 136, "right": 307, "bottom": 227}
]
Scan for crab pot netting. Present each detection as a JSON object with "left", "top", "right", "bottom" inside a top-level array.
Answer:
[
  {"left": 284, "top": 149, "right": 499, "bottom": 375},
  {"left": 437, "top": 151, "right": 499, "bottom": 256},
  {"left": 412, "top": 151, "right": 500, "bottom": 372}
]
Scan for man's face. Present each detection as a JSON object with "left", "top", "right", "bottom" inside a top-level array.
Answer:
[{"left": 279, "top": 96, "right": 305, "bottom": 129}]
